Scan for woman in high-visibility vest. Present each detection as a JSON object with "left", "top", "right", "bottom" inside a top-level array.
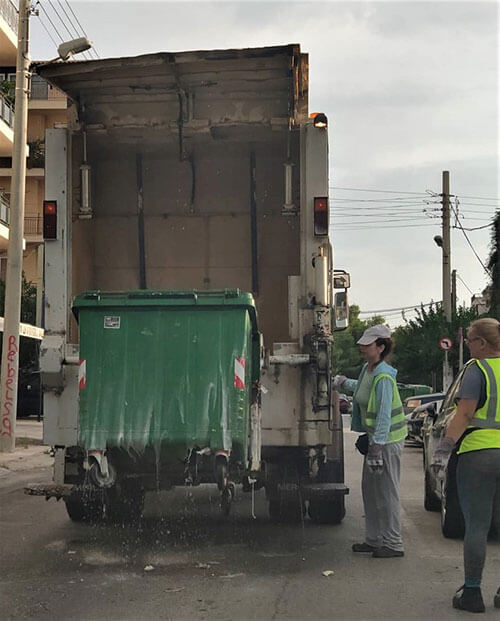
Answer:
[
  {"left": 334, "top": 324, "right": 407, "bottom": 558},
  {"left": 433, "top": 318, "right": 500, "bottom": 613}
]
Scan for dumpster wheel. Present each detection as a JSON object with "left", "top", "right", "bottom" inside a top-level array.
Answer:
[{"left": 216, "top": 461, "right": 234, "bottom": 516}]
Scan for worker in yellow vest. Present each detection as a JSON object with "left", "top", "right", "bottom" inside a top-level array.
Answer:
[
  {"left": 334, "top": 324, "right": 407, "bottom": 558},
  {"left": 433, "top": 318, "right": 500, "bottom": 613}
]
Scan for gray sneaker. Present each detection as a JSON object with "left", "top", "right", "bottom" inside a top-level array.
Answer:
[{"left": 494, "top": 587, "right": 500, "bottom": 609}]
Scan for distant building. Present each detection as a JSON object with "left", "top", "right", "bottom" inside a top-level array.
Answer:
[{"left": 471, "top": 294, "right": 489, "bottom": 316}]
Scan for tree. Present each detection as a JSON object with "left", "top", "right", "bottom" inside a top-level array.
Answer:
[
  {"left": 332, "top": 304, "right": 385, "bottom": 378},
  {"left": 0, "top": 275, "right": 38, "bottom": 368},
  {"left": 487, "top": 211, "right": 500, "bottom": 320},
  {"left": 392, "top": 303, "right": 478, "bottom": 391}
]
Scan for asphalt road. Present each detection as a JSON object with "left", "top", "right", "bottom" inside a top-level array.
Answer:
[{"left": 1, "top": 425, "right": 499, "bottom": 620}]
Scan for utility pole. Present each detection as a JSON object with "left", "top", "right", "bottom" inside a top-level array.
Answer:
[
  {"left": 442, "top": 171, "right": 452, "bottom": 322},
  {"left": 442, "top": 171, "right": 453, "bottom": 390},
  {"left": 0, "top": 0, "right": 30, "bottom": 452}
]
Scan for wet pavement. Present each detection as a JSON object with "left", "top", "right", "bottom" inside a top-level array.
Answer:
[{"left": 1, "top": 428, "right": 499, "bottom": 620}]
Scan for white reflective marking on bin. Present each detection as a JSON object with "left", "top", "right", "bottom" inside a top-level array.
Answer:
[
  {"left": 234, "top": 357, "right": 245, "bottom": 390},
  {"left": 78, "top": 360, "right": 86, "bottom": 390}
]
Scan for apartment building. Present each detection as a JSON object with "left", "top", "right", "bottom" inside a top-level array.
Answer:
[{"left": 0, "top": 0, "right": 67, "bottom": 317}]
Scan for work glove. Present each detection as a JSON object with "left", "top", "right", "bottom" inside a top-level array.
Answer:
[
  {"left": 431, "top": 436, "right": 455, "bottom": 480},
  {"left": 366, "top": 442, "right": 384, "bottom": 475},
  {"left": 332, "top": 375, "right": 347, "bottom": 390}
]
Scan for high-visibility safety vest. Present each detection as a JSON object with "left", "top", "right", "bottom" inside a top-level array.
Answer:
[
  {"left": 364, "top": 374, "right": 407, "bottom": 443},
  {"left": 470, "top": 358, "right": 500, "bottom": 429},
  {"left": 458, "top": 358, "right": 500, "bottom": 455}
]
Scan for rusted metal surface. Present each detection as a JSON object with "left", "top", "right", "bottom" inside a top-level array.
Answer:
[{"left": 35, "top": 45, "right": 307, "bottom": 145}]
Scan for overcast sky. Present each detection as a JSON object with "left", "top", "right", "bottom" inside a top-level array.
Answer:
[{"left": 29, "top": 1, "right": 499, "bottom": 326}]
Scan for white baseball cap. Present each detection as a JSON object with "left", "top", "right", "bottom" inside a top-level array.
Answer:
[{"left": 357, "top": 324, "right": 392, "bottom": 345}]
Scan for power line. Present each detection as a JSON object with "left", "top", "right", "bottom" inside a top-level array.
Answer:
[
  {"left": 63, "top": 0, "right": 99, "bottom": 58},
  {"left": 330, "top": 186, "right": 428, "bottom": 195},
  {"left": 47, "top": 0, "right": 74, "bottom": 40},
  {"left": 37, "top": 1, "right": 65, "bottom": 42},
  {"left": 454, "top": 223, "right": 493, "bottom": 231},
  {"left": 47, "top": 0, "right": 92, "bottom": 60},
  {"left": 456, "top": 273, "right": 474, "bottom": 295},
  {"left": 452, "top": 200, "right": 491, "bottom": 276},
  {"left": 36, "top": 11, "right": 59, "bottom": 48},
  {"left": 458, "top": 195, "right": 500, "bottom": 201},
  {"left": 359, "top": 301, "right": 438, "bottom": 314}
]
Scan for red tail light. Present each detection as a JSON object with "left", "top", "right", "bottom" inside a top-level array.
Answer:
[
  {"left": 43, "top": 200, "right": 57, "bottom": 240},
  {"left": 314, "top": 196, "right": 328, "bottom": 236}
]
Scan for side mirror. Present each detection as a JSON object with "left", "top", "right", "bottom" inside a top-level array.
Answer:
[
  {"left": 426, "top": 403, "right": 438, "bottom": 421},
  {"left": 334, "top": 291, "right": 349, "bottom": 330},
  {"left": 333, "top": 270, "right": 351, "bottom": 289}
]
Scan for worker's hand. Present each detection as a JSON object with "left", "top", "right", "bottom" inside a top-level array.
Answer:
[
  {"left": 332, "top": 375, "right": 347, "bottom": 390},
  {"left": 366, "top": 442, "right": 383, "bottom": 475},
  {"left": 431, "top": 436, "right": 455, "bottom": 479}
]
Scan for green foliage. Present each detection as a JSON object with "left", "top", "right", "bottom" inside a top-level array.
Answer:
[
  {"left": 487, "top": 211, "right": 500, "bottom": 320},
  {"left": 0, "top": 79, "right": 15, "bottom": 107},
  {"left": 0, "top": 275, "right": 38, "bottom": 368},
  {"left": 392, "top": 303, "right": 478, "bottom": 391},
  {"left": 0, "top": 275, "right": 37, "bottom": 323},
  {"left": 27, "top": 139, "right": 45, "bottom": 169},
  {"left": 332, "top": 304, "right": 386, "bottom": 378}
]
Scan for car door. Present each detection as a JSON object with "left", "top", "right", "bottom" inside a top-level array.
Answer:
[{"left": 425, "top": 362, "right": 473, "bottom": 496}]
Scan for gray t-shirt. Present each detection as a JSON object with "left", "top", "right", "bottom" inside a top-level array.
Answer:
[{"left": 457, "top": 362, "right": 486, "bottom": 408}]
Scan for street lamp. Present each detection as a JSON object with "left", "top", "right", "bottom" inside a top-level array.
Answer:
[{"left": 0, "top": 1, "right": 92, "bottom": 452}]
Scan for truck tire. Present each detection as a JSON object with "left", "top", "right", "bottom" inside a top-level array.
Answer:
[
  {"left": 308, "top": 497, "right": 345, "bottom": 524},
  {"left": 441, "top": 476, "right": 464, "bottom": 539},
  {"left": 424, "top": 471, "right": 441, "bottom": 512},
  {"left": 64, "top": 488, "right": 104, "bottom": 523}
]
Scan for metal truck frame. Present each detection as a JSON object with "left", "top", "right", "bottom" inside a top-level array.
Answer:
[{"left": 33, "top": 44, "right": 349, "bottom": 523}]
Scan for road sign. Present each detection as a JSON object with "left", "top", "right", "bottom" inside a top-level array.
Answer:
[{"left": 439, "top": 337, "right": 453, "bottom": 351}]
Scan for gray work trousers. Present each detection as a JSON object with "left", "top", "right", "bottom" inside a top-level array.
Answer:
[
  {"left": 457, "top": 448, "right": 500, "bottom": 587},
  {"left": 362, "top": 440, "right": 404, "bottom": 551}
]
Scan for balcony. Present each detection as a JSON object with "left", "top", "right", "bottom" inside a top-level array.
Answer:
[
  {"left": 0, "top": 92, "right": 14, "bottom": 155},
  {"left": 29, "top": 75, "right": 67, "bottom": 110},
  {"left": 0, "top": 0, "right": 17, "bottom": 65},
  {"left": 24, "top": 214, "right": 42, "bottom": 237}
]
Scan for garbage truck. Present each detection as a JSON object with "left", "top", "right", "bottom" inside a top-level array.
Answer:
[{"left": 29, "top": 44, "right": 350, "bottom": 523}]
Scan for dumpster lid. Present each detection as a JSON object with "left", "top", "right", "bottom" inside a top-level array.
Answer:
[{"left": 72, "top": 289, "right": 258, "bottom": 332}]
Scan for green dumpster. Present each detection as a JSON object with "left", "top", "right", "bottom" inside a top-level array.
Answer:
[
  {"left": 397, "top": 383, "right": 433, "bottom": 401},
  {"left": 72, "top": 289, "right": 260, "bottom": 484}
]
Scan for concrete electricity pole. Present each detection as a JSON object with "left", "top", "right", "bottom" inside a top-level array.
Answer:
[
  {"left": 0, "top": 0, "right": 31, "bottom": 452},
  {"left": 442, "top": 171, "right": 452, "bottom": 322}
]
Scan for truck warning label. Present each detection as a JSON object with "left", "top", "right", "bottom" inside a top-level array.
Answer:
[{"left": 104, "top": 316, "right": 121, "bottom": 329}]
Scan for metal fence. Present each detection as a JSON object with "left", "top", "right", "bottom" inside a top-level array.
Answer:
[
  {"left": 30, "top": 75, "right": 49, "bottom": 100},
  {"left": 0, "top": 93, "right": 14, "bottom": 127},
  {"left": 0, "top": 0, "right": 17, "bottom": 35},
  {"left": 24, "top": 215, "right": 42, "bottom": 235},
  {"left": 0, "top": 192, "right": 10, "bottom": 226}
]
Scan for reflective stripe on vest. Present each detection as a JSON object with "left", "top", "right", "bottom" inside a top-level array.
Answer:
[
  {"left": 364, "top": 373, "right": 407, "bottom": 443},
  {"left": 469, "top": 358, "right": 500, "bottom": 430}
]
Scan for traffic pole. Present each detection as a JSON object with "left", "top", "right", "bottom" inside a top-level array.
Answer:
[
  {"left": 0, "top": 0, "right": 31, "bottom": 452},
  {"left": 442, "top": 171, "right": 452, "bottom": 322}
]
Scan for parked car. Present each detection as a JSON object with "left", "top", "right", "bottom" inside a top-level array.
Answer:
[
  {"left": 403, "top": 391, "right": 445, "bottom": 416},
  {"left": 406, "top": 396, "right": 445, "bottom": 445},
  {"left": 421, "top": 360, "right": 497, "bottom": 539}
]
